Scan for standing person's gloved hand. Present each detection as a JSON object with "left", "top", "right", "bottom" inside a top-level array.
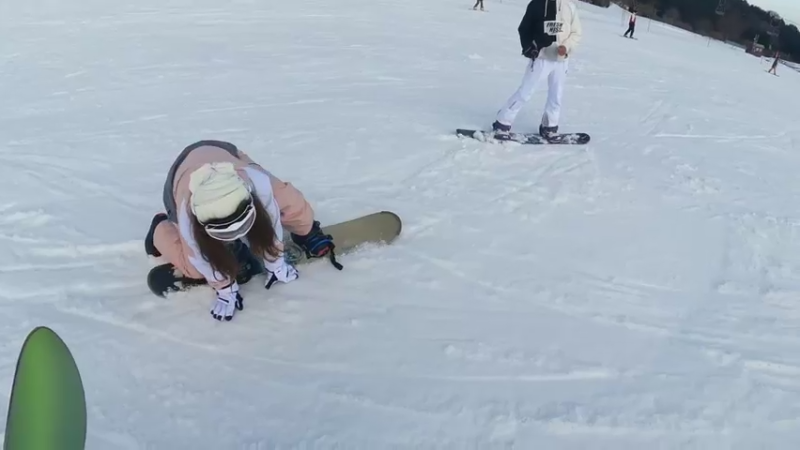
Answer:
[
  {"left": 522, "top": 42, "right": 539, "bottom": 59},
  {"left": 211, "top": 281, "right": 244, "bottom": 322},
  {"left": 264, "top": 256, "right": 299, "bottom": 289}
]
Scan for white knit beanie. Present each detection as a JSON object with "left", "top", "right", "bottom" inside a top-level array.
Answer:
[{"left": 189, "top": 162, "right": 251, "bottom": 223}]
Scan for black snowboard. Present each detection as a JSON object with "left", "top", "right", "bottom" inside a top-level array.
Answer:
[
  {"left": 147, "top": 211, "right": 403, "bottom": 297},
  {"left": 456, "top": 128, "right": 590, "bottom": 145}
]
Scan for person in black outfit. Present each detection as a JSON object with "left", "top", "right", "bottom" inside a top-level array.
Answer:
[
  {"left": 473, "top": 0, "right": 484, "bottom": 11},
  {"left": 623, "top": 6, "right": 637, "bottom": 38},
  {"left": 768, "top": 51, "right": 780, "bottom": 75}
]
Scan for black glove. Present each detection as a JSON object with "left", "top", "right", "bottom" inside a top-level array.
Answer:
[{"left": 522, "top": 42, "right": 539, "bottom": 59}]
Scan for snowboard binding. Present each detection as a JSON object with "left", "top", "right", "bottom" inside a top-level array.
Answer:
[
  {"left": 291, "top": 221, "right": 343, "bottom": 270},
  {"left": 227, "top": 239, "right": 266, "bottom": 284}
]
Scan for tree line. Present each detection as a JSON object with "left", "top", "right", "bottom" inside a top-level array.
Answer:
[{"left": 585, "top": 0, "right": 799, "bottom": 62}]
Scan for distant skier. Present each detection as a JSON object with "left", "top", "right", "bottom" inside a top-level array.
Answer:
[
  {"left": 144, "top": 140, "right": 335, "bottom": 322},
  {"left": 492, "top": 0, "right": 582, "bottom": 139},
  {"left": 768, "top": 51, "right": 780, "bottom": 75},
  {"left": 623, "top": 6, "right": 636, "bottom": 38},
  {"left": 473, "top": 0, "right": 484, "bottom": 11}
]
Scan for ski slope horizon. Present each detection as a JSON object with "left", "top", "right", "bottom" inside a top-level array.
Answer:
[{"left": 2, "top": 0, "right": 800, "bottom": 448}]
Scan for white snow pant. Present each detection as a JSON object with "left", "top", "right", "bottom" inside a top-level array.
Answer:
[{"left": 496, "top": 57, "right": 569, "bottom": 128}]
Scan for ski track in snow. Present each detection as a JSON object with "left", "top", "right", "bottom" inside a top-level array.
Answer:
[{"left": 2, "top": 0, "right": 800, "bottom": 448}]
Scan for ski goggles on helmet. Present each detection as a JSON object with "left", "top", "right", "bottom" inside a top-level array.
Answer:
[{"left": 201, "top": 199, "right": 256, "bottom": 242}]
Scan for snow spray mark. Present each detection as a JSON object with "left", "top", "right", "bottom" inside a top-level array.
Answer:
[{"left": 4, "top": 326, "right": 87, "bottom": 450}]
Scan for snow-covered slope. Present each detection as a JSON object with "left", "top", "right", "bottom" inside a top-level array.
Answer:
[{"left": 2, "top": 0, "right": 800, "bottom": 448}]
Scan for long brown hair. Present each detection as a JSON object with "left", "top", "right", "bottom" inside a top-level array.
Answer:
[{"left": 191, "top": 194, "right": 281, "bottom": 281}]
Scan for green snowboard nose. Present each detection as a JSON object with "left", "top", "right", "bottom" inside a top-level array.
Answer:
[{"left": 4, "top": 326, "right": 86, "bottom": 450}]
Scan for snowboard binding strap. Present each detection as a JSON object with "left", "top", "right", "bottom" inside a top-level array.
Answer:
[
  {"left": 298, "top": 236, "right": 343, "bottom": 270},
  {"left": 327, "top": 249, "right": 343, "bottom": 270}
]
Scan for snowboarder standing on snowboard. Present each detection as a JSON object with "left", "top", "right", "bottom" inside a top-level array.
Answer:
[
  {"left": 492, "top": 0, "right": 582, "bottom": 139},
  {"left": 144, "top": 140, "right": 335, "bottom": 322},
  {"left": 623, "top": 6, "right": 636, "bottom": 38}
]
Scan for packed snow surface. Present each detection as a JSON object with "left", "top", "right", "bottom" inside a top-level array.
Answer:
[{"left": 1, "top": 0, "right": 800, "bottom": 448}]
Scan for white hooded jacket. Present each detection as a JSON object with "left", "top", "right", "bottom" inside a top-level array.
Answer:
[{"left": 518, "top": 0, "right": 583, "bottom": 61}]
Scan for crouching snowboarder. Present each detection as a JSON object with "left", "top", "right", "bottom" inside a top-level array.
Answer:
[
  {"left": 492, "top": 0, "right": 582, "bottom": 139},
  {"left": 144, "top": 140, "right": 335, "bottom": 322}
]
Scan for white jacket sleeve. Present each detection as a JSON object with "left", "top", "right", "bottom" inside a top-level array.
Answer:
[
  {"left": 242, "top": 166, "right": 283, "bottom": 244},
  {"left": 241, "top": 166, "right": 290, "bottom": 271},
  {"left": 562, "top": 3, "right": 582, "bottom": 54}
]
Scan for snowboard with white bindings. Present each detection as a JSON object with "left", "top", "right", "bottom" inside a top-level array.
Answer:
[
  {"left": 456, "top": 128, "right": 591, "bottom": 145},
  {"left": 146, "top": 210, "right": 403, "bottom": 297}
]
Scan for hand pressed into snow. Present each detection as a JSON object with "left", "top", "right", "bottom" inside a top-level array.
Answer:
[
  {"left": 263, "top": 256, "right": 299, "bottom": 289},
  {"left": 211, "top": 282, "right": 244, "bottom": 321}
]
